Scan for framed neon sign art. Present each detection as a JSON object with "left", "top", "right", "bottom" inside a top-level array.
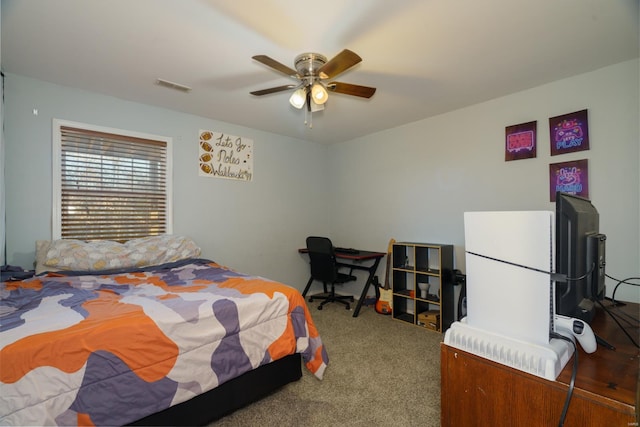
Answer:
[
  {"left": 505, "top": 120, "right": 537, "bottom": 161},
  {"left": 549, "top": 159, "right": 589, "bottom": 202},
  {"left": 549, "top": 109, "right": 589, "bottom": 156}
]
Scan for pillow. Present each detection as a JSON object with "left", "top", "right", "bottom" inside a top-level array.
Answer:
[
  {"left": 125, "top": 235, "right": 202, "bottom": 266},
  {"left": 35, "top": 240, "right": 61, "bottom": 275},
  {"left": 41, "top": 235, "right": 201, "bottom": 272}
]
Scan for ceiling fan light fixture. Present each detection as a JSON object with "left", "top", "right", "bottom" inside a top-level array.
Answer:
[
  {"left": 309, "top": 98, "right": 325, "bottom": 112},
  {"left": 251, "top": 49, "right": 375, "bottom": 127},
  {"left": 311, "top": 82, "right": 328, "bottom": 105},
  {"left": 289, "top": 88, "right": 306, "bottom": 109}
]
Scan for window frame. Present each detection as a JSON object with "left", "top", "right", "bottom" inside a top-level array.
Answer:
[{"left": 52, "top": 119, "right": 173, "bottom": 240}]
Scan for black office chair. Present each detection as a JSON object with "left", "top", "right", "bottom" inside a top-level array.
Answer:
[{"left": 302, "top": 236, "right": 357, "bottom": 310}]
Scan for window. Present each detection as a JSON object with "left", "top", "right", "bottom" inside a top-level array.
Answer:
[{"left": 53, "top": 119, "right": 172, "bottom": 241}]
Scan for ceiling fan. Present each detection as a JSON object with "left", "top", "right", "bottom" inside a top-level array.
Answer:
[{"left": 250, "top": 49, "right": 376, "bottom": 125}]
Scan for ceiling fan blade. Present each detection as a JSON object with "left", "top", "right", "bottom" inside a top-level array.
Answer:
[
  {"left": 252, "top": 55, "right": 299, "bottom": 78},
  {"left": 327, "top": 82, "right": 376, "bottom": 98},
  {"left": 318, "top": 49, "right": 362, "bottom": 80},
  {"left": 250, "top": 84, "right": 298, "bottom": 96}
]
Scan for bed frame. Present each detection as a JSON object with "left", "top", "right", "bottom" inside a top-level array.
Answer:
[{"left": 129, "top": 353, "right": 302, "bottom": 426}]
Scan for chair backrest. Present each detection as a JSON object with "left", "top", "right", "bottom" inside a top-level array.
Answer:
[{"left": 306, "top": 236, "right": 338, "bottom": 283}]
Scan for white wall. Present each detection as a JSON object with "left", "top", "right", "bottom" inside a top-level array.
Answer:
[
  {"left": 4, "top": 74, "right": 330, "bottom": 289},
  {"left": 4, "top": 60, "right": 639, "bottom": 303},
  {"left": 328, "top": 60, "right": 639, "bottom": 303},
  {"left": 0, "top": 6, "right": 5, "bottom": 266}
]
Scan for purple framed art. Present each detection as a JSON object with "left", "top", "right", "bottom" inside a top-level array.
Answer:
[
  {"left": 505, "top": 121, "right": 537, "bottom": 161},
  {"left": 549, "top": 159, "right": 589, "bottom": 201},
  {"left": 549, "top": 109, "right": 589, "bottom": 156}
]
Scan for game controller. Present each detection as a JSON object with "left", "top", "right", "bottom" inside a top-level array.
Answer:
[{"left": 553, "top": 314, "right": 597, "bottom": 353}]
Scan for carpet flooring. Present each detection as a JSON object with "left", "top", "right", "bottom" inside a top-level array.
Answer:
[{"left": 210, "top": 300, "right": 443, "bottom": 426}]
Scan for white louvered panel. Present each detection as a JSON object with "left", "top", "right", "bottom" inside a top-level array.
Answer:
[{"left": 444, "top": 319, "right": 574, "bottom": 381}]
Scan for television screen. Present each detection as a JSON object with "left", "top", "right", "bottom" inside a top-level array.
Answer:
[{"left": 555, "top": 192, "right": 606, "bottom": 323}]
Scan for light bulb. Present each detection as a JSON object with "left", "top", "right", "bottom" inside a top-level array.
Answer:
[
  {"left": 289, "top": 88, "right": 306, "bottom": 109},
  {"left": 311, "top": 83, "right": 328, "bottom": 105}
]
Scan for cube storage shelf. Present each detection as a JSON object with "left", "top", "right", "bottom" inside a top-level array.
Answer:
[{"left": 391, "top": 242, "right": 454, "bottom": 333}]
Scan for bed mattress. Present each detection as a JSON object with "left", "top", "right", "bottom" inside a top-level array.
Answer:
[{"left": 0, "top": 259, "right": 328, "bottom": 426}]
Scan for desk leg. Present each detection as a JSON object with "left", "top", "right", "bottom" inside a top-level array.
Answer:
[{"left": 352, "top": 258, "right": 382, "bottom": 318}]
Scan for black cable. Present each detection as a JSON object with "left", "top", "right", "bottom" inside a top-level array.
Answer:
[
  {"left": 602, "top": 296, "right": 640, "bottom": 326},
  {"left": 606, "top": 302, "right": 640, "bottom": 326},
  {"left": 596, "top": 298, "right": 640, "bottom": 348},
  {"left": 465, "top": 251, "right": 594, "bottom": 283},
  {"left": 466, "top": 251, "right": 552, "bottom": 274},
  {"left": 606, "top": 274, "right": 640, "bottom": 305},
  {"left": 562, "top": 263, "right": 595, "bottom": 282},
  {"left": 550, "top": 332, "right": 577, "bottom": 427}
]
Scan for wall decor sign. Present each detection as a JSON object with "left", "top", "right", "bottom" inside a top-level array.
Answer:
[
  {"left": 549, "top": 109, "right": 589, "bottom": 156},
  {"left": 505, "top": 120, "right": 537, "bottom": 161},
  {"left": 198, "top": 130, "right": 253, "bottom": 182},
  {"left": 549, "top": 159, "right": 588, "bottom": 201}
]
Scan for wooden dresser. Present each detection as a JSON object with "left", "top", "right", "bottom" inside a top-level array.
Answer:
[{"left": 441, "top": 301, "right": 639, "bottom": 426}]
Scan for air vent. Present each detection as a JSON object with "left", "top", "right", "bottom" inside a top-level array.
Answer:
[{"left": 155, "top": 78, "right": 192, "bottom": 93}]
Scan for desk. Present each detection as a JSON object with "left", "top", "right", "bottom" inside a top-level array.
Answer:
[
  {"left": 298, "top": 248, "right": 385, "bottom": 317},
  {"left": 441, "top": 301, "right": 639, "bottom": 426}
]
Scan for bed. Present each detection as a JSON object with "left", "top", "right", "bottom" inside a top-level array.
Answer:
[{"left": 0, "top": 236, "right": 328, "bottom": 426}]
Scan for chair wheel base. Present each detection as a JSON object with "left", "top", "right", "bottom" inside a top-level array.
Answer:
[{"left": 307, "top": 289, "right": 355, "bottom": 312}]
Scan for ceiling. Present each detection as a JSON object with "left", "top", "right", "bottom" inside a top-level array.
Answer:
[{"left": 2, "top": 0, "right": 638, "bottom": 144}]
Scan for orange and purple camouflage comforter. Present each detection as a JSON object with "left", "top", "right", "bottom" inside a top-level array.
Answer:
[{"left": 0, "top": 259, "right": 328, "bottom": 426}]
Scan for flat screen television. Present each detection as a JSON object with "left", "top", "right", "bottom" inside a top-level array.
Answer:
[{"left": 554, "top": 192, "right": 606, "bottom": 323}]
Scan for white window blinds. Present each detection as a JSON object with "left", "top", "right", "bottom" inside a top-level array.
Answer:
[{"left": 56, "top": 124, "right": 170, "bottom": 241}]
